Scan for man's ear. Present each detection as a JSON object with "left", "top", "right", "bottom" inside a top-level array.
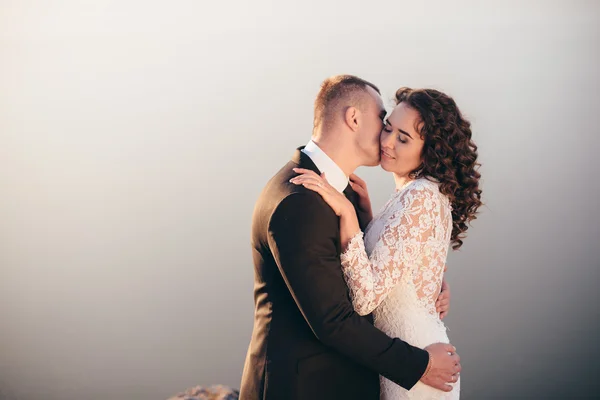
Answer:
[{"left": 344, "top": 106, "right": 360, "bottom": 132}]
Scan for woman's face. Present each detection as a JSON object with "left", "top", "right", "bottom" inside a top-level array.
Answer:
[{"left": 379, "top": 102, "right": 425, "bottom": 176}]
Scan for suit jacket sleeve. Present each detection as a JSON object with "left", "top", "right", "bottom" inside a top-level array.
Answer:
[{"left": 267, "top": 192, "right": 429, "bottom": 390}]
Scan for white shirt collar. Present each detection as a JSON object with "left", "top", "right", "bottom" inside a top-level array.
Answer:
[{"left": 301, "top": 140, "right": 349, "bottom": 193}]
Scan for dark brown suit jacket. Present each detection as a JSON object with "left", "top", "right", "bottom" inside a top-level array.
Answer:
[{"left": 239, "top": 148, "right": 429, "bottom": 400}]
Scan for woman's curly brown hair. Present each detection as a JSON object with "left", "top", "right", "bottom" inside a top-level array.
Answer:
[{"left": 395, "top": 87, "right": 482, "bottom": 250}]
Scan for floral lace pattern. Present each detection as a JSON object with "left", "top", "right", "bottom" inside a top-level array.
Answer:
[
  {"left": 341, "top": 179, "right": 452, "bottom": 317},
  {"left": 341, "top": 179, "right": 459, "bottom": 399}
]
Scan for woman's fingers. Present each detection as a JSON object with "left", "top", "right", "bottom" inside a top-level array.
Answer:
[
  {"left": 349, "top": 180, "right": 366, "bottom": 196},
  {"left": 290, "top": 176, "right": 336, "bottom": 198},
  {"left": 300, "top": 181, "right": 327, "bottom": 195},
  {"left": 349, "top": 173, "right": 367, "bottom": 188},
  {"left": 293, "top": 168, "right": 319, "bottom": 178},
  {"left": 290, "top": 175, "right": 322, "bottom": 187},
  {"left": 293, "top": 168, "right": 332, "bottom": 183},
  {"left": 290, "top": 170, "right": 332, "bottom": 189}
]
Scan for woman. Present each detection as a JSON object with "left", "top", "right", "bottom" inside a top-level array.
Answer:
[{"left": 291, "top": 87, "right": 482, "bottom": 399}]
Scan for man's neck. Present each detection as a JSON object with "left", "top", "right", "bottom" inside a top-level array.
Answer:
[{"left": 311, "top": 136, "right": 358, "bottom": 177}]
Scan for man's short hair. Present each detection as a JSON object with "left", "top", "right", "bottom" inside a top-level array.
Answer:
[{"left": 313, "top": 75, "right": 381, "bottom": 130}]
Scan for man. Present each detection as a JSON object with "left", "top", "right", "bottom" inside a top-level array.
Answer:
[{"left": 240, "top": 75, "right": 460, "bottom": 400}]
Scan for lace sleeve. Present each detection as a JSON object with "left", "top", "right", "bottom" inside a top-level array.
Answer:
[{"left": 340, "top": 184, "right": 447, "bottom": 316}]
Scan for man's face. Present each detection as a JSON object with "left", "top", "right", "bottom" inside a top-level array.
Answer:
[{"left": 356, "top": 86, "right": 386, "bottom": 167}]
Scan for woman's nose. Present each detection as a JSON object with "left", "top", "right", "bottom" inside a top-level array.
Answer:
[{"left": 380, "top": 131, "right": 394, "bottom": 149}]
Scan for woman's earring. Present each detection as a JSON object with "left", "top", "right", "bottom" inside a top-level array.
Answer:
[{"left": 409, "top": 165, "right": 424, "bottom": 179}]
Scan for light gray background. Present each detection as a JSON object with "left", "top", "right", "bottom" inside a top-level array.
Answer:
[{"left": 1, "top": 1, "right": 599, "bottom": 399}]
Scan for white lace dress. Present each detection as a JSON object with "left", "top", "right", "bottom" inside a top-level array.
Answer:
[{"left": 341, "top": 178, "right": 460, "bottom": 399}]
